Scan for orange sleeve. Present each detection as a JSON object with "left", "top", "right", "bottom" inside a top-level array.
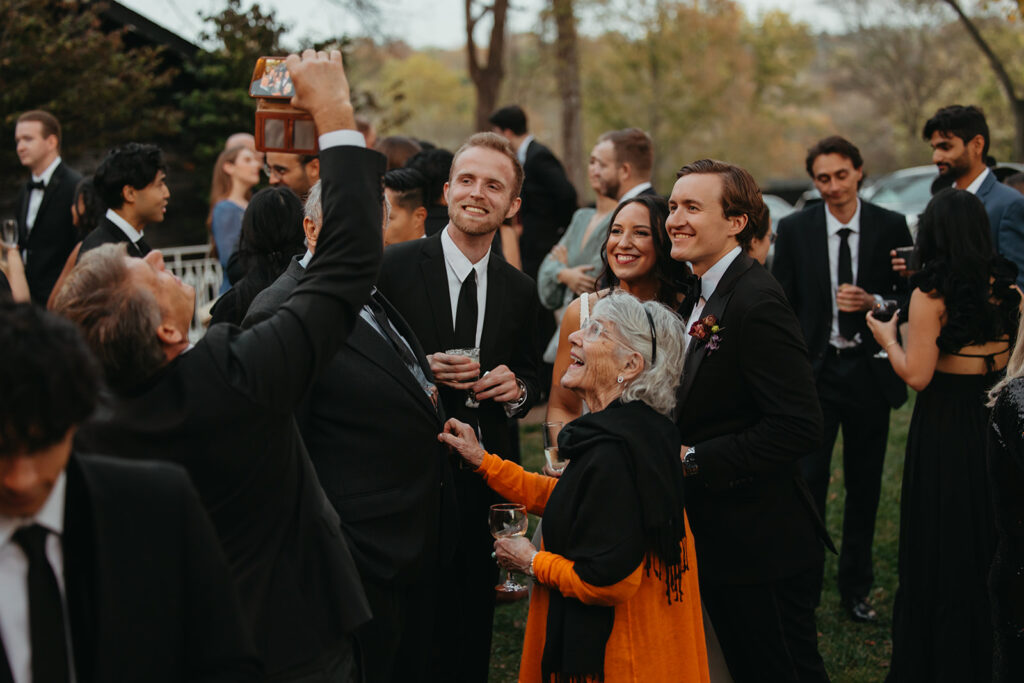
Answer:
[
  {"left": 532, "top": 551, "right": 643, "bottom": 607},
  {"left": 477, "top": 452, "right": 558, "bottom": 516}
]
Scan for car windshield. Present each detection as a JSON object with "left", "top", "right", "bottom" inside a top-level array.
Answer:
[{"left": 866, "top": 174, "right": 934, "bottom": 211}]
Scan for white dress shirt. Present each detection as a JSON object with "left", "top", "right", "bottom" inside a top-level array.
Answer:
[
  {"left": 516, "top": 135, "right": 534, "bottom": 166},
  {"left": 618, "top": 181, "right": 653, "bottom": 203},
  {"left": 0, "top": 472, "right": 76, "bottom": 683},
  {"left": 825, "top": 199, "right": 862, "bottom": 348},
  {"left": 104, "top": 208, "right": 145, "bottom": 245},
  {"left": 964, "top": 166, "right": 990, "bottom": 195},
  {"left": 683, "top": 246, "right": 742, "bottom": 352},
  {"left": 25, "top": 156, "right": 62, "bottom": 232},
  {"left": 440, "top": 226, "right": 490, "bottom": 347}
]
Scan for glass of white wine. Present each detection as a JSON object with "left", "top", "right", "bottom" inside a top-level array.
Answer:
[
  {"left": 1, "top": 219, "right": 19, "bottom": 249},
  {"left": 489, "top": 503, "right": 528, "bottom": 592},
  {"left": 543, "top": 421, "right": 567, "bottom": 472},
  {"left": 445, "top": 346, "right": 481, "bottom": 408}
]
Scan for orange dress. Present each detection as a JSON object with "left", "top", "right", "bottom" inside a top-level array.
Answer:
[{"left": 478, "top": 452, "right": 710, "bottom": 683}]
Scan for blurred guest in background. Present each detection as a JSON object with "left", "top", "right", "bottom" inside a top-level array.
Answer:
[
  {"left": 208, "top": 145, "right": 262, "bottom": 294},
  {"left": 383, "top": 167, "right": 428, "bottom": 245},
  {"left": 376, "top": 135, "right": 422, "bottom": 171},
  {"left": 47, "top": 177, "right": 105, "bottom": 309},
  {"left": 405, "top": 147, "right": 455, "bottom": 237}
]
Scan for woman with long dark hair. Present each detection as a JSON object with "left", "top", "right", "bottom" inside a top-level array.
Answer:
[{"left": 866, "top": 188, "right": 1020, "bottom": 682}]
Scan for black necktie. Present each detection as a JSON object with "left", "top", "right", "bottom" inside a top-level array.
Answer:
[
  {"left": 13, "top": 524, "right": 70, "bottom": 683},
  {"left": 837, "top": 228, "right": 858, "bottom": 340},
  {"left": 454, "top": 270, "right": 478, "bottom": 349},
  {"left": 27, "top": 179, "right": 45, "bottom": 191},
  {"left": 366, "top": 294, "right": 419, "bottom": 369},
  {"left": 678, "top": 272, "right": 702, "bottom": 320}
]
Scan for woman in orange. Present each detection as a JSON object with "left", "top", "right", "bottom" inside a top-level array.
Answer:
[{"left": 441, "top": 291, "right": 709, "bottom": 682}]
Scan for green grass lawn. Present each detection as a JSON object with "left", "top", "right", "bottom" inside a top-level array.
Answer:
[{"left": 489, "top": 397, "right": 914, "bottom": 682}]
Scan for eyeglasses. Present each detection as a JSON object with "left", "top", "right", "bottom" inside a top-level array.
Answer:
[{"left": 580, "top": 314, "right": 656, "bottom": 365}]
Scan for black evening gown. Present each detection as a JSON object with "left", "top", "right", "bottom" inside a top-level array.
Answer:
[
  {"left": 886, "top": 371, "right": 997, "bottom": 683},
  {"left": 987, "top": 376, "right": 1024, "bottom": 683}
]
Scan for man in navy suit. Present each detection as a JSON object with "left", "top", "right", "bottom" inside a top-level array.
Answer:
[
  {"left": 13, "top": 110, "right": 81, "bottom": 305},
  {"left": 923, "top": 105, "right": 1024, "bottom": 284}
]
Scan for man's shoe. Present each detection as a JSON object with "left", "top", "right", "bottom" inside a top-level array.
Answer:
[{"left": 842, "top": 596, "right": 878, "bottom": 623}]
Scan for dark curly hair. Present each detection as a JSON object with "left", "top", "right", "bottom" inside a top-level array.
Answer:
[
  {"left": 911, "top": 188, "right": 1019, "bottom": 353},
  {"left": 93, "top": 142, "right": 166, "bottom": 210},
  {"left": 72, "top": 176, "right": 105, "bottom": 239},
  {"left": 0, "top": 302, "right": 100, "bottom": 455},
  {"left": 235, "top": 186, "right": 307, "bottom": 275},
  {"left": 598, "top": 195, "right": 684, "bottom": 307}
]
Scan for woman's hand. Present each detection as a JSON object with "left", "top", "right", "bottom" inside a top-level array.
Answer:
[
  {"left": 495, "top": 536, "right": 538, "bottom": 574},
  {"left": 865, "top": 308, "right": 900, "bottom": 349},
  {"left": 557, "top": 264, "right": 597, "bottom": 294},
  {"left": 549, "top": 244, "right": 569, "bottom": 266},
  {"left": 438, "top": 418, "right": 486, "bottom": 468}
]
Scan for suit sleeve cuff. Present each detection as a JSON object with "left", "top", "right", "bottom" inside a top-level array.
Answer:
[{"left": 318, "top": 130, "right": 366, "bottom": 150}]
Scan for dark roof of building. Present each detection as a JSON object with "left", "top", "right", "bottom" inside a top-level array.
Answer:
[{"left": 95, "top": 1, "right": 199, "bottom": 59}]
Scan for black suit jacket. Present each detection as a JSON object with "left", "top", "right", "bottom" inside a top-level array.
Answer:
[
  {"left": 520, "top": 139, "right": 577, "bottom": 279},
  {"left": 78, "top": 216, "right": 150, "bottom": 260},
  {"left": 16, "top": 161, "right": 81, "bottom": 305},
  {"left": 377, "top": 230, "right": 540, "bottom": 459},
  {"left": 74, "top": 145, "right": 384, "bottom": 675},
  {"left": 243, "top": 261, "right": 457, "bottom": 586},
  {"left": 0, "top": 454, "right": 260, "bottom": 683},
  {"left": 772, "top": 201, "right": 912, "bottom": 408},
  {"left": 676, "top": 253, "right": 830, "bottom": 585}
]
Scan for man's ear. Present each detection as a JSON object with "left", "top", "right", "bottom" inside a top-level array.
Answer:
[
  {"left": 303, "top": 216, "right": 320, "bottom": 250},
  {"left": 155, "top": 321, "right": 185, "bottom": 347},
  {"left": 413, "top": 206, "right": 428, "bottom": 228},
  {"left": 122, "top": 184, "right": 136, "bottom": 207},
  {"left": 505, "top": 196, "right": 522, "bottom": 220},
  {"left": 727, "top": 213, "right": 748, "bottom": 238},
  {"left": 968, "top": 134, "right": 986, "bottom": 158},
  {"left": 306, "top": 158, "right": 320, "bottom": 182}
]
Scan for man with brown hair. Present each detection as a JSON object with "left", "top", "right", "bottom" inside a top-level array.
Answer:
[
  {"left": 14, "top": 110, "right": 81, "bottom": 305},
  {"left": 592, "top": 127, "right": 657, "bottom": 202},
  {"left": 377, "top": 131, "right": 540, "bottom": 683},
  {"left": 669, "top": 159, "right": 832, "bottom": 682}
]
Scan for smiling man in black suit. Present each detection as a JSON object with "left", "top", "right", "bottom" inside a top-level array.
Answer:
[
  {"left": 377, "top": 132, "right": 539, "bottom": 683},
  {"left": 773, "top": 136, "right": 912, "bottom": 624},
  {"left": 669, "top": 159, "right": 831, "bottom": 682},
  {"left": 14, "top": 110, "right": 81, "bottom": 305}
]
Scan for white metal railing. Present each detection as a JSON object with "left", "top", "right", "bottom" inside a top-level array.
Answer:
[{"left": 162, "top": 245, "right": 222, "bottom": 343}]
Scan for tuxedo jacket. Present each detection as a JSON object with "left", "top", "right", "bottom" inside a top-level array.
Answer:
[
  {"left": 78, "top": 216, "right": 150, "bottom": 260},
  {"left": 520, "top": 139, "right": 578, "bottom": 279},
  {"left": 377, "top": 230, "right": 540, "bottom": 460},
  {"left": 978, "top": 172, "right": 1024, "bottom": 287},
  {"left": 75, "top": 145, "right": 384, "bottom": 675},
  {"left": 243, "top": 261, "right": 458, "bottom": 586},
  {"left": 0, "top": 454, "right": 260, "bottom": 683},
  {"left": 676, "top": 253, "right": 830, "bottom": 585},
  {"left": 16, "top": 161, "right": 81, "bottom": 305},
  {"left": 772, "top": 200, "right": 912, "bottom": 408}
]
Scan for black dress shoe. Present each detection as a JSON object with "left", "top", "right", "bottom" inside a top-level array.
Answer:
[{"left": 842, "top": 596, "right": 878, "bottom": 623}]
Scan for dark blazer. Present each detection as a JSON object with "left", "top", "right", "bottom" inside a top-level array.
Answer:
[
  {"left": 978, "top": 172, "right": 1024, "bottom": 287},
  {"left": 78, "top": 215, "right": 150, "bottom": 260},
  {"left": 520, "top": 139, "right": 578, "bottom": 279},
  {"left": 74, "top": 145, "right": 384, "bottom": 676},
  {"left": 243, "top": 261, "right": 457, "bottom": 586},
  {"left": 16, "top": 161, "right": 81, "bottom": 305},
  {"left": 676, "top": 253, "right": 830, "bottom": 585},
  {"left": 772, "top": 200, "right": 912, "bottom": 408},
  {"left": 0, "top": 454, "right": 260, "bottom": 683},
  {"left": 377, "top": 230, "right": 540, "bottom": 459}
]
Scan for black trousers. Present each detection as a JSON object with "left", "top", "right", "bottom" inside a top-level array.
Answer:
[
  {"left": 800, "top": 349, "right": 891, "bottom": 601},
  {"left": 702, "top": 567, "right": 830, "bottom": 683},
  {"left": 356, "top": 577, "right": 438, "bottom": 683}
]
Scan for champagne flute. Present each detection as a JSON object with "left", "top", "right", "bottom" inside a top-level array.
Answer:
[
  {"left": 543, "top": 421, "right": 567, "bottom": 472},
  {"left": 871, "top": 298, "right": 899, "bottom": 359},
  {"left": 1, "top": 219, "right": 18, "bottom": 249},
  {"left": 489, "top": 503, "right": 528, "bottom": 593},
  {"left": 445, "top": 346, "right": 481, "bottom": 408}
]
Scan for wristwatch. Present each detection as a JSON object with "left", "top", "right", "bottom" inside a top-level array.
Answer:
[{"left": 683, "top": 447, "right": 699, "bottom": 477}]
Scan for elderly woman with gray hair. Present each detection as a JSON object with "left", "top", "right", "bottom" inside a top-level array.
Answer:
[{"left": 440, "top": 290, "right": 710, "bottom": 682}]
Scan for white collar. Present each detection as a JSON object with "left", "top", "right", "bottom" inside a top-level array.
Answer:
[
  {"left": 441, "top": 225, "right": 490, "bottom": 282},
  {"left": 698, "top": 246, "right": 742, "bottom": 301},
  {"left": 298, "top": 249, "right": 314, "bottom": 269},
  {"left": 825, "top": 198, "right": 861, "bottom": 237},
  {"left": 105, "top": 208, "right": 144, "bottom": 244},
  {"left": 964, "top": 166, "right": 990, "bottom": 195},
  {"left": 32, "top": 156, "right": 62, "bottom": 185},
  {"left": 516, "top": 135, "right": 534, "bottom": 165},
  {"left": 619, "top": 181, "right": 652, "bottom": 203},
  {"left": 0, "top": 470, "right": 66, "bottom": 547}
]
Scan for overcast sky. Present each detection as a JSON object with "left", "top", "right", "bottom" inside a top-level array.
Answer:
[{"left": 120, "top": 0, "right": 846, "bottom": 50}]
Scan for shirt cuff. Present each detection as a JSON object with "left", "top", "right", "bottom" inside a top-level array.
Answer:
[{"left": 318, "top": 130, "right": 366, "bottom": 150}]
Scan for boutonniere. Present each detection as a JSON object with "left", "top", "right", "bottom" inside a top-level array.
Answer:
[{"left": 689, "top": 314, "right": 724, "bottom": 354}]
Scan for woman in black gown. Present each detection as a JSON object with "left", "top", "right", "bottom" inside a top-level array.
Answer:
[{"left": 866, "top": 188, "right": 1020, "bottom": 683}]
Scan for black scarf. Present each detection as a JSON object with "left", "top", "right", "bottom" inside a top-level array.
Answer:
[{"left": 540, "top": 400, "right": 687, "bottom": 683}]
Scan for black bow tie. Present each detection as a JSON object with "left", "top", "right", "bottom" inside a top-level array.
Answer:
[
  {"left": 677, "top": 272, "right": 702, "bottom": 319},
  {"left": 27, "top": 179, "right": 45, "bottom": 191}
]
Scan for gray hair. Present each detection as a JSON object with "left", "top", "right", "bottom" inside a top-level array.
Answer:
[
  {"left": 304, "top": 180, "right": 323, "bottom": 227},
  {"left": 591, "top": 290, "right": 688, "bottom": 416}
]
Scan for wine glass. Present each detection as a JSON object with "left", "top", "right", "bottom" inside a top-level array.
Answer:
[
  {"left": 445, "top": 346, "right": 481, "bottom": 408},
  {"left": 489, "top": 503, "right": 528, "bottom": 593},
  {"left": 0, "top": 219, "right": 18, "bottom": 249},
  {"left": 871, "top": 298, "right": 899, "bottom": 359},
  {"left": 543, "top": 421, "right": 567, "bottom": 472}
]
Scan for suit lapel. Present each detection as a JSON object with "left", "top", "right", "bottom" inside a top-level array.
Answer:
[
  {"left": 17, "top": 184, "right": 30, "bottom": 242},
  {"left": 809, "top": 204, "right": 831, "bottom": 311},
  {"left": 479, "top": 255, "right": 505, "bottom": 370},
  {"left": 63, "top": 455, "right": 98, "bottom": 682},
  {"left": 677, "top": 254, "right": 752, "bottom": 408},
  {"left": 857, "top": 203, "right": 879, "bottom": 286},
  {"left": 419, "top": 234, "right": 456, "bottom": 352},
  {"left": 32, "top": 163, "right": 63, "bottom": 236},
  {"left": 349, "top": 317, "right": 439, "bottom": 422}
]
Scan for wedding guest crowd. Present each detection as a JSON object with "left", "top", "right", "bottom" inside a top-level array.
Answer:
[{"left": 6, "top": 43, "right": 1024, "bottom": 683}]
